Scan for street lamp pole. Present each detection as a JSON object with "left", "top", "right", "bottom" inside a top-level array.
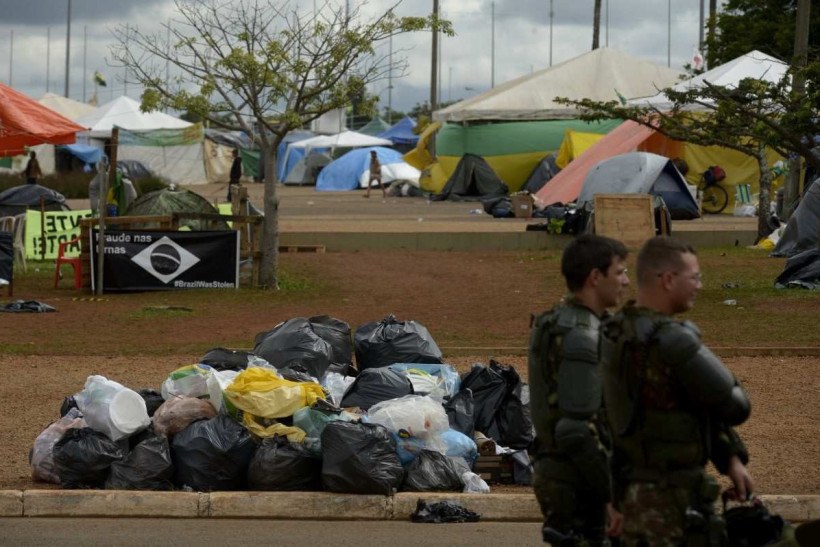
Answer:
[
  {"left": 388, "top": 34, "right": 393, "bottom": 123},
  {"left": 430, "top": 0, "right": 439, "bottom": 113},
  {"left": 491, "top": 1, "right": 495, "bottom": 88},
  {"left": 549, "top": 0, "right": 554, "bottom": 67},
  {"left": 65, "top": 0, "right": 71, "bottom": 97}
]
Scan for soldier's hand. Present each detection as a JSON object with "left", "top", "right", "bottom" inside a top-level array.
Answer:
[
  {"left": 605, "top": 503, "right": 623, "bottom": 537},
  {"left": 726, "top": 455, "right": 754, "bottom": 500}
]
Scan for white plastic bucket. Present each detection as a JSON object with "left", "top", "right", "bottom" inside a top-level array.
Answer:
[
  {"left": 109, "top": 389, "right": 150, "bottom": 436},
  {"left": 75, "top": 375, "right": 150, "bottom": 441}
]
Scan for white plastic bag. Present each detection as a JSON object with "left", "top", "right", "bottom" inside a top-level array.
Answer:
[
  {"left": 367, "top": 395, "right": 450, "bottom": 439},
  {"left": 74, "top": 375, "right": 150, "bottom": 441},
  {"left": 321, "top": 372, "right": 355, "bottom": 407},
  {"left": 161, "top": 364, "right": 225, "bottom": 413},
  {"left": 461, "top": 471, "right": 491, "bottom": 493},
  {"left": 30, "top": 408, "right": 86, "bottom": 483}
]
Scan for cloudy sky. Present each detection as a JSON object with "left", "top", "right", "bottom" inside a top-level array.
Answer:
[{"left": 0, "top": 0, "right": 726, "bottom": 114}]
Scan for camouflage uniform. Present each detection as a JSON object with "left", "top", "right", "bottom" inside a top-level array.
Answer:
[
  {"left": 528, "top": 298, "right": 612, "bottom": 546},
  {"left": 601, "top": 302, "right": 750, "bottom": 546}
]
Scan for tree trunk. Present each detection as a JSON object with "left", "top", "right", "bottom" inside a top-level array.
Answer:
[
  {"left": 755, "top": 146, "right": 774, "bottom": 241},
  {"left": 592, "top": 0, "right": 601, "bottom": 50},
  {"left": 783, "top": 0, "right": 811, "bottom": 220},
  {"left": 260, "top": 145, "right": 280, "bottom": 290}
]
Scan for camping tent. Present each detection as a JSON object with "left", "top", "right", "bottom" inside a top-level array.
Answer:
[
  {"left": 125, "top": 187, "right": 228, "bottom": 231},
  {"left": 74, "top": 96, "right": 207, "bottom": 185},
  {"left": 0, "top": 83, "right": 85, "bottom": 157},
  {"left": 772, "top": 178, "right": 820, "bottom": 258},
  {"left": 432, "top": 154, "right": 509, "bottom": 202},
  {"left": 630, "top": 50, "right": 789, "bottom": 111},
  {"left": 316, "top": 147, "right": 419, "bottom": 191},
  {"left": 358, "top": 117, "right": 391, "bottom": 136},
  {"left": 0, "top": 184, "right": 69, "bottom": 217},
  {"left": 203, "top": 129, "right": 254, "bottom": 184},
  {"left": 378, "top": 116, "right": 418, "bottom": 146},
  {"left": 577, "top": 152, "right": 700, "bottom": 220},
  {"left": 435, "top": 48, "right": 681, "bottom": 122},
  {"left": 422, "top": 48, "right": 681, "bottom": 193},
  {"left": 290, "top": 130, "right": 392, "bottom": 153},
  {"left": 285, "top": 151, "right": 332, "bottom": 185}
]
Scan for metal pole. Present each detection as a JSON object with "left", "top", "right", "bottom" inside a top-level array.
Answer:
[
  {"left": 667, "top": 0, "right": 671, "bottom": 68},
  {"left": 65, "top": 0, "right": 71, "bottom": 97},
  {"left": 430, "top": 0, "right": 439, "bottom": 113},
  {"left": 605, "top": 0, "right": 609, "bottom": 47},
  {"left": 698, "top": 0, "right": 705, "bottom": 52},
  {"left": 9, "top": 30, "right": 12, "bottom": 86},
  {"left": 82, "top": 26, "right": 87, "bottom": 102},
  {"left": 123, "top": 24, "right": 128, "bottom": 96},
  {"left": 491, "top": 2, "right": 495, "bottom": 88},
  {"left": 387, "top": 34, "right": 393, "bottom": 123},
  {"left": 47, "top": 28, "right": 51, "bottom": 93},
  {"left": 448, "top": 66, "right": 452, "bottom": 102},
  {"left": 549, "top": 0, "right": 554, "bottom": 67}
]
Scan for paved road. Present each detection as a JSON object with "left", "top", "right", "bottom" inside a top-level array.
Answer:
[{"left": 0, "top": 518, "right": 544, "bottom": 546}]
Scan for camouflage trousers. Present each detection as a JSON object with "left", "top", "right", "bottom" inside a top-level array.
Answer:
[
  {"left": 533, "top": 457, "right": 608, "bottom": 546},
  {"left": 621, "top": 471, "right": 725, "bottom": 546}
]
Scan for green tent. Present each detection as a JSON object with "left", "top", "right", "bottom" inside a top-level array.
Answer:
[{"left": 125, "top": 187, "right": 229, "bottom": 231}]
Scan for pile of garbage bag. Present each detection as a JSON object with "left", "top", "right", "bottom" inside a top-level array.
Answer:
[{"left": 30, "top": 314, "right": 533, "bottom": 494}]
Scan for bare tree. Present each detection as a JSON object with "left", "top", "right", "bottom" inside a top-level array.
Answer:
[{"left": 110, "top": 0, "right": 450, "bottom": 288}]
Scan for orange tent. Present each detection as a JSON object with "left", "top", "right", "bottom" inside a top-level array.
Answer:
[
  {"left": 0, "top": 83, "right": 85, "bottom": 157},
  {"left": 534, "top": 120, "right": 683, "bottom": 208}
]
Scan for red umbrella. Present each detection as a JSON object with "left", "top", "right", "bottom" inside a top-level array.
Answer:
[{"left": 0, "top": 83, "right": 86, "bottom": 157}]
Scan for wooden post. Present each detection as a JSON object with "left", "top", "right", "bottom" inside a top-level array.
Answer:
[{"left": 39, "top": 196, "right": 46, "bottom": 260}]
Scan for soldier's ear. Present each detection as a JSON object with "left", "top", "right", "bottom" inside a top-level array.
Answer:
[{"left": 587, "top": 268, "right": 602, "bottom": 287}]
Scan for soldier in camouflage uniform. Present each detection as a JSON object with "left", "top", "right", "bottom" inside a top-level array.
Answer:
[
  {"left": 529, "top": 234, "right": 630, "bottom": 545},
  {"left": 600, "top": 236, "right": 753, "bottom": 546}
]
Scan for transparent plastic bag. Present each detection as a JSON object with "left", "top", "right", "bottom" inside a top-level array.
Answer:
[
  {"left": 160, "top": 365, "right": 224, "bottom": 413},
  {"left": 461, "top": 471, "right": 491, "bottom": 493},
  {"left": 31, "top": 408, "right": 86, "bottom": 483},
  {"left": 367, "top": 395, "right": 449, "bottom": 439},
  {"left": 74, "top": 375, "right": 150, "bottom": 441}
]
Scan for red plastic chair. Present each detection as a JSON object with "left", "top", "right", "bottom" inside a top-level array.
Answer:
[{"left": 54, "top": 238, "right": 82, "bottom": 289}]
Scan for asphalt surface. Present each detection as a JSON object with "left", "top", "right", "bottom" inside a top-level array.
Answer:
[{"left": 0, "top": 518, "right": 544, "bottom": 546}]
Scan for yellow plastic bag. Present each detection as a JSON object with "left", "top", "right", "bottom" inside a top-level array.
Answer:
[
  {"left": 241, "top": 414, "right": 306, "bottom": 442},
  {"left": 223, "top": 367, "right": 325, "bottom": 419}
]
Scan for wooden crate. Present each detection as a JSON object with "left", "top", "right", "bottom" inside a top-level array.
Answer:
[
  {"left": 473, "top": 454, "right": 515, "bottom": 484},
  {"left": 593, "top": 194, "right": 658, "bottom": 249}
]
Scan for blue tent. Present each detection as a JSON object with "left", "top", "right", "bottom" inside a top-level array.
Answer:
[
  {"left": 316, "top": 147, "right": 404, "bottom": 191},
  {"left": 377, "top": 116, "right": 418, "bottom": 145},
  {"left": 277, "top": 130, "right": 314, "bottom": 181},
  {"left": 61, "top": 143, "right": 104, "bottom": 166}
]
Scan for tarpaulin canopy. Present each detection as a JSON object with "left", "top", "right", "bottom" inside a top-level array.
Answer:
[
  {"left": 290, "top": 130, "right": 392, "bottom": 152},
  {"left": 316, "top": 146, "right": 419, "bottom": 191},
  {"left": 0, "top": 83, "right": 85, "bottom": 157},
  {"left": 74, "top": 96, "right": 192, "bottom": 138},
  {"left": 378, "top": 116, "right": 419, "bottom": 145}
]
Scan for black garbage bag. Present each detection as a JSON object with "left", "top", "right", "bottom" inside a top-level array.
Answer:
[
  {"left": 495, "top": 381, "right": 534, "bottom": 450},
  {"left": 254, "top": 318, "right": 333, "bottom": 379},
  {"left": 459, "top": 364, "right": 507, "bottom": 435},
  {"left": 138, "top": 389, "right": 165, "bottom": 418},
  {"left": 106, "top": 434, "right": 173, "bottom": 490},
  {"left": 461, "top": 361, "right": 534, "bottom": 449},
  {"left": 443, "top": 389, "right": 475, "bottom": 436},
  {"left": 354, "top": 315, "right": 443, "bottom": 370},
  {"left": 309, "top": 315, "right": 353, "bottom": 367},
  {"left": 53, "top": 427, "right": 125, "bottom": 488},
  {"left": 60, "top": 395, "right": 78, "bottom": 417},
  {"left": 247, "top": 435, "right": 322, "bottom": 491},
  {"left": 172, "top": 415, "right": 257, "bottom": 491},
  {"left": 321, "top": 421, "right": 404, "bottom": 495},
  {"left": 199, "top": 347, "right": 257, "bottom": 371},
  {"left": 340, "top": 367, "right": 414, "bottom": 411},
  {"left": 402, "top": 450, "right": 465, "bottom": 492},
  {"left": 411, "top": 499, "right": 481, "bottom": 523}
]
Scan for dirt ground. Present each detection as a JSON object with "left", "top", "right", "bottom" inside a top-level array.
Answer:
[
  {"left": 1, "top": 186, "right": 815, "bottom": 496},
  {"left": 1, "top": 252, "right": 818, "bottom": 495}
]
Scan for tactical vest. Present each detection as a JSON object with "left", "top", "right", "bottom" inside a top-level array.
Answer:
[
  {"left": 528, "top": 301, "right": 605, "bottom": 455},
  {"left": 601, "top": 303, "right": 707, "bottom": 474}
]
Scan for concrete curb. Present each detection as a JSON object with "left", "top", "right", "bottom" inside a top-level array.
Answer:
[
  {"left": 440, "top": 347, "right": 820, "bottom": 358},
  {"left": 1, "top": 491, "right": 817, "bottom": 522}
]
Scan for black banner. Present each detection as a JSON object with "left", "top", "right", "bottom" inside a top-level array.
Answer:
[
  {"left": 90, "top": 229, "right": 239, "bottom": 292},
  {"left": 0, "top": 232, "right": 12, "bottom": 286}
]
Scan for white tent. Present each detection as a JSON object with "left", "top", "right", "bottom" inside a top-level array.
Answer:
[
  {"left": 74, "top": 96, "right": 207, "bottom": 185},
  {"left": 629, "top": 50, "right": 789, "bottom": 111},
  {"left": 290, "top": 130, "right": 392, "bottom": 151},
  {"left": 75, "top": 95, "right": 193, "bottom": 137},
  {"left": 434, "top": 48, "right": 681, "bottom": 122},
  {"left": 39, "top": 93, "right": 95, "bottom": 121}
]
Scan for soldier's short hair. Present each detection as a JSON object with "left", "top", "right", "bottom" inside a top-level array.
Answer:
[
  {"left": 636, "top": 236, "right": 697, "bottom": 286},
  {"left": 561, "top": 234, "right": 628, "bottom": 292}
]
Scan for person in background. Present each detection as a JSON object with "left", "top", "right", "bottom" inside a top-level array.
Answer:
[
  {"left": 22, "top": 151, "right": 43, "bottom": 185},
  {"left": 600, "top": 235, "right": 752, "bottom": 546},
  {"left": 227, "top": 148, "right": 242, "bottom": 201},
  {"left": 529, "top": 234, "right": 630, "bottom": 545},
  {"left": 364, "top": 150, "right": 385, "bottom": 198}
]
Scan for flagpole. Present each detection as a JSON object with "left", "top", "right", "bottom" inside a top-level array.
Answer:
[
  {"left": 65, "top": 0, "right": 72, "bottom": 97},
  {"left": 47, "top": 27, "right": 51, "bottom": 93},
  {"left": 82, "top": 25, "right": 87, "bottom": 102}
]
